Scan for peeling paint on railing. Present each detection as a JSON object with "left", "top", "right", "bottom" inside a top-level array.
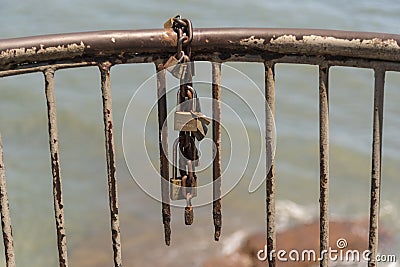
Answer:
[
  {"left": 1, "top": 29, "right": 400, "bottom": 72},
  {"left": 0, "top": 27, "right": 399, "bottom": 267},
  {"left": 241, "top": 34, "right": 400, "bottom": 50},
  {"left": 0, "top": 41, "right": 86, "bottom": 66}
]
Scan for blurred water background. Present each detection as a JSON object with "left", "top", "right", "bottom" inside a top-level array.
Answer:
[{"left": 0, "top": 1, "right": 399, "bottom": 266}]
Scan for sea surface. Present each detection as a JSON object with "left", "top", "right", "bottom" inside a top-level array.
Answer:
[{"left": 0, "top": 1, "right": 399, "bottom": 266}]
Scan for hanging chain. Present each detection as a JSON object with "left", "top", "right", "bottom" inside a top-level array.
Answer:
[
  {"left": 164, "top": 15, "right": 198, "bottom": 225},
  {"left": 171, "top": 15, "right": 193, "bottom": 56},
  {"left": 175, "top": 15, "right": 197, "bottom": 226},
  {"left": 162, "top": 15, "right": 214, "bottom": 244}
]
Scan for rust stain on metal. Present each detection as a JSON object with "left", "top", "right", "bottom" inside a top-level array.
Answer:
[
  {"left": 99, "top": 62, "right": 123, "bottom": 267},
  {"left": 239, "top": 34, "right": 400, "bottom": 62},
  {"left": 212, "top": 62, "right": 222, "bottom": 241},
  {"left": 1, "top": 29, "right": 400, "bottom": 72},
  {"left": 318, "top": 65, "right": 330, "bottom": 267},
  {"left": 239, "top": 35, "right": 266, "bottom": 49},
  {"left": 368, "top": 69, "right": 385, "bottom": 267},
  {"left": 155, "top": 62, "right": 171, "bottom": 246},
  {"left": 44, "top": 68, "right": 69, "bottom": 267},
  {"left": 0, "top": 27, "right": 398, "bottom": 264},
  {"left": 264, "top": 62, "right": 276, "bottom": 267},
  {"left": 240, "top": 34, "right": 400, "bottom": 50},
  {"left": 0, "top": 133, "right": 16, "bottom": 267},
  {"left": 0, "top": 41, "right": 85, "bottom": 64},
  {"left": 276, "top": 35, "right": 399, "bottom": 50},
  {"left": 160, "top": 28, "right": 176, "bottom": 47}
]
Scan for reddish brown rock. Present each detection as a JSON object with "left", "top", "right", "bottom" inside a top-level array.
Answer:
[
  {"left": 203, "top": 252, "right": 253, "bottom": 267},
  {"left": 203, "top": 219, "right": 391, "bottom": 267}
]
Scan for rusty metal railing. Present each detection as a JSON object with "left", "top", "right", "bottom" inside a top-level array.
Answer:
[{"left": 1, "top": 28, "right": 400, "bottom": 267}]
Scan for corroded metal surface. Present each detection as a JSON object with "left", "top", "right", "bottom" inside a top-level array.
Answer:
[
  {"left": 155, "top": 62, "right": 171, "bottom": 246},
  {"left": 0, "top": 133, "right": 16, "bottom": 267},
  {"left": 318, "top": 65, "right": 330, "bottom": 267},
  {"left": 1, "top": 28, "right": 400, "bottom": 73},
  {"left": 0, "top": 26, "right": 397, "bottom": 266},
  {"left": 368, "top": 69, "right": 385, "bottom": 267},
  {"left": 99, "top": 62, "right": 122, "bottom": 267},
  {"left": 211, "top": 62, "right": 222, "bottom": 241},
  {"left": 264, "top": 62, "right": 276, "bottom": 267},
  {"left": 44, "top": 68, "right": 69, "bottom": 267}
]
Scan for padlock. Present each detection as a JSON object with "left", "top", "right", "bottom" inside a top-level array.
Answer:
[
  {"left": 163, "top": 52, "right": 190, "bottom": 80},
  {"left": 185, "top": 206, "right": 194, "bottom": 225},
  {"left": 163, "top": 17, "right": 175, "bottom": 29},
  {"left": 174, "top": 111, "right": 198, "bottom": 131},
  {"left": 192, "top": 111, "right": 211, "bottom": 141},
  {"left": 163, "top": 54, "right": 180, "bottom": 69},
  {"left": 191, "top": 89, "right": 210, "bottom": 141},
  {"left": 192, "top": 92, "right": 210, "bottom": 141},
  {"left": 170, "top": 138, "right": 198, "bottom": 200},
  {"left": 170, "top": 175, "right": 185, "bottom": 201},
  {"left": 174, "top": 86, "right": 210, "bottom": 134},
  {"left": 170, "top": 62, "right": 188, "bottom": 80},
  {"left": 163, "top": 51, "right": 184, "bottom": 66},
  {"left": 170, "top": 138, "right": 184, "bottom": 200},
  {"left": 174, "top": 86, "right": 198, "bottom": 131}
]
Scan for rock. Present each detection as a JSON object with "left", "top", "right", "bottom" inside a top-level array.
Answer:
[
  {"left": 203, "top": 219, "right": 392, "bottom": 267},
  {"left": 203, "top": 252, "right": 252, "bottom": 267}
]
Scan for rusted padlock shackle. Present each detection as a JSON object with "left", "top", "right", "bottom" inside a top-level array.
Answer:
[
  {"left": 184, "top": 159, "right": 195, "bottom": 225},
  {"left": 176, "top": 85, "right": 197, "bottom": 112},
  {"left": 172, "top": 137, "right": 180, "bottom": 181}
]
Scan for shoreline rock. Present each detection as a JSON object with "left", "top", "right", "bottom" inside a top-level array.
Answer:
[{"left": 203, "top": 219, "right": 392, "bottom": 267}]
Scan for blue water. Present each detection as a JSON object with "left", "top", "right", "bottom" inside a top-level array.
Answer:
[{"left": 0, "top": 1, "right": 399, "bottom": 266}]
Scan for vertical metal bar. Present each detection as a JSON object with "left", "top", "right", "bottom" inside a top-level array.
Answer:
[
  {"left": 155, "top": 63, "right": 171, "bottom": 246},
  {"left": 99, "top": 62, "right": 122, "bottom": 266},
  {"left": 368, "top": 68, "right": 385, "bottom": 267},
  {"left": 264, "top": 62, "right": 276, "bottom": 267},
  {"left": 212, "top": 62, "right": 222, "bottom": 241},
  {"left": 0, "top": 133, "right": 16, "bottom": 267},
  {"left": 318, "top": 65, "right": 329, "bottom": 267},
  {"left": 44, "top": 68, "right": 68, "bottom": 267}
]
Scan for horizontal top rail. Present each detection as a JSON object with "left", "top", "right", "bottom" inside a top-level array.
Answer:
[{"left": 1, "top": 28, "right": 400, "bottom": 73}]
